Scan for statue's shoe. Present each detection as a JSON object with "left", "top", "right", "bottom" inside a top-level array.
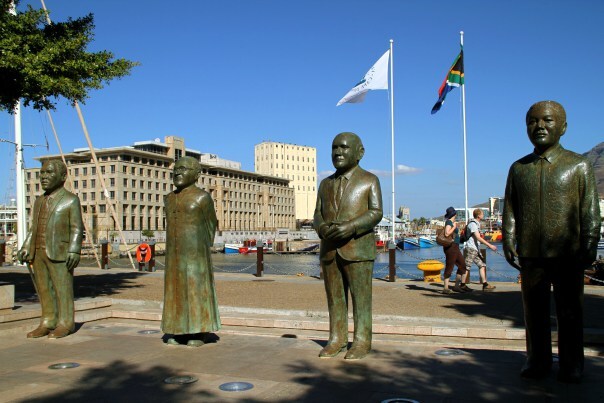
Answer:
[
  {"left": 166, "top": 338, "right": 180, "bottom": 345},
  {"left": 187, "top": 339, "right": 204, "bottom": 347},
  {"left": 344, "top": 342, "right": 371, "bottom": 360},
  {"left": 27, "top": 326, "right": 50, "bottom": 338},
  {"left": 318, "top": 342, "right": 347, "bottom": 358},
  {"left": 48, "top": 326, "right": 72, "bottom": 339}
]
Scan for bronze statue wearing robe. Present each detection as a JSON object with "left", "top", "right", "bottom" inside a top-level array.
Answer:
[{"left": 162, "top": 157, "right": 221, "bottom": 344}]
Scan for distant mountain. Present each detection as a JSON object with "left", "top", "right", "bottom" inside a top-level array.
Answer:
[{"left": 583, "top": 142, "right": 604, "bottom": 197}]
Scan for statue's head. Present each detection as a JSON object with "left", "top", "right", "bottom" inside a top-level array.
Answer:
[
  {"left": 173, "top": 156, "right": 201, "bottom": 190},
  {"left": 526, "top": 100, "right": 567, "bottom": 153},
  {"left": 40, "top": 159, "right": 67, "bottom": 194},
  {"left": 331, "top": 132, "right": 365, "bottom": 173}
]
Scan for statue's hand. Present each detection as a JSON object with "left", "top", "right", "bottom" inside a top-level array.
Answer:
[
  {"left": 324, "top": 221, "right": 355, "bottom": 241},
  {"left": 17, "top": 248, "right": 29, "bottom": 264},
  {"left": 503, "top": 243, "right": 521, "bottom": 270},
  {"left": 66, "top": 252, "right": 80, "bottom": 271}
]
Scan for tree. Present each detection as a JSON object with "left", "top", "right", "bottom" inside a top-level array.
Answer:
[
  {"left": 0, "top": 0, "right": 138, "bottom": 112},
  {"left": 141, "top": 229, "right": 154, "bottom": 239}
]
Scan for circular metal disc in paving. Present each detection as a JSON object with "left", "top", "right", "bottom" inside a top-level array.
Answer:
[
  {"left": 435, "top": 349, "right": 465, "bottom": 356},
  {"left": 381, "top": 399, "right": 420, "bottom": 403},
  {"left": 219, "top": 382, "right": 254, "bottom": 392},
  {"left": 138, "top": 329, "right": 161, "bottom": 334},
  {"left": 48, "top": 362, "right": 80, "bottom": 370},
  {"left": 164, "top": 376, "right": 198, "bottom": 384}
]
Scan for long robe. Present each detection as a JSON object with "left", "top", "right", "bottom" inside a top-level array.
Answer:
[{"left": 161, "top": 185, "right": 221, "bottom": 334}]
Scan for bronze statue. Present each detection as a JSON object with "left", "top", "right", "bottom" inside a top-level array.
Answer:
[
  {"left": 162, "top": 156, "right": 221, "bottom": 346},
  {"left": 314, "top": 132, "right": 383, "bottom": 360},
  {"left": 503, "top": 101, "right": 601, "bottom": 383},
  {"left": 18, "top": 160, "right": 83, "bottom": 338}
]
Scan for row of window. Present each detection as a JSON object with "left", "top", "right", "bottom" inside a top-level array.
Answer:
[{"left": 257, "top": 154, "right": 315, "bottom": 163}]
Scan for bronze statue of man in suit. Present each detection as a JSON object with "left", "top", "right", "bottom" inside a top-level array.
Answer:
[
  {"left": 503, "top": 101, "right": 601, "bottom": 383},
  {"left": 18, "top": 159, "right": 84, "bottom": 338},
  {"left": 314, "top": 132, "right": 383, "bottom": 360},
  {"left": 162, "top": 156, "right": 221, "bottom": 347}
]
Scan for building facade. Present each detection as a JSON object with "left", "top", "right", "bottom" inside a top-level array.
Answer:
[
  {"left": 254, "top": 141, "right": 317, "bottom": 221},
  {"left": 24, "top": 136, "right": 296, "bottom": 242}
]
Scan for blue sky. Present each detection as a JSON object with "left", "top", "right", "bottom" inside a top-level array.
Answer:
[{"left": 1, "top": 0, "right": 603, "bottom": 218}]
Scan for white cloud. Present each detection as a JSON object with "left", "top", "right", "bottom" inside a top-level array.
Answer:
[{"left": 369, "top": 164, "right": 421, "bottom": 177}]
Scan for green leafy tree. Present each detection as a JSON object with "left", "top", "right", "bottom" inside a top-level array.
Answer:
[
  {"left": 141, "top": 229, "right": 154, "bottom": 239},
  {"left": 0, "top": 0, "right": 138, "bottom": 112}
]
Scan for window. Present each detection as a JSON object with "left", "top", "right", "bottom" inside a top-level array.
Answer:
[
  {"left": 91, "top": 179, "right": 96, "bottom": 187},
  {"left": 82, "top": 193, "right": 87, "bottom": 201},
  {"left": 132, "top": 179, "right": 136, "bottom": 188},
  {"left": 100, "top": 166, "right": 106, "bottom": 174},
  {"left": 123, "top": 191, "right": 128, "bottom": 200},
  {"left": 73, "top": 181, "right": 79, "bottom": 189},
  {"left": 91, "top": 167, "right": 96, "bottom": 175},
  {"left": 83, "top": 167, "right": 88, "bottom": 175},
  {"left": 110, "top": 165, "right": 116, "bottom": 173},
  {"left": 110, "top": 191, "right": 115, "bottom": 199},
  {"left": 123, "top": 179, "right": 128, "bottom": 187},
  {"left": 110, "top": 178, "right": 115, "bottom": 187},
  {"left": 74, "top": 168, "right": 79, "bottom": 176},
  {"left": 99, "top": 204, "right": 106, "bottom": 213},
  {"left": 82, "top": 180, "right": 87, "bottom": 189},
  {"left": 91, "top": 192, "right": 96, "bottom": 201}
]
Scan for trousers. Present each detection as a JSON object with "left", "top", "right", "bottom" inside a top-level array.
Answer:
[
  {"left": 519, "top": 257, "right": 584, "bottom": 373},
  {"left": 322, "top": 254, "right": 373, "bottom": 345},
  {"left": 32, "top": 248, "right": 75, "bottom": 331}
]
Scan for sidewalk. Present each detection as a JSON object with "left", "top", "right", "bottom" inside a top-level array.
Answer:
[{"left": 1, "top": 266, "right": 604, "bottom": 401}]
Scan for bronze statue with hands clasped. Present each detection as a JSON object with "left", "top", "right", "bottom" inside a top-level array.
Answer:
[{"left": 314, "top": 132, "right": 383, "bottom": 360}]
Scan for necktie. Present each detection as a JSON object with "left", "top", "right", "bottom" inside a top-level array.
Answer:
[{"left": 335, "top": 176, "right": 345, "bottom": 209}]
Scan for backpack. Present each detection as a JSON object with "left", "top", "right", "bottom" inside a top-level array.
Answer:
[{"left": 460, "top": 220, "right": 477, "bottom": 243}]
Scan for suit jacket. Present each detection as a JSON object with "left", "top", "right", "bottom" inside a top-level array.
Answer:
[
  {"left": 503, "top": 144, "right": 601, "bottom": 260},
  {"left": 23, "top": 187, "right": 84, "bottom": 262},
  {"left": 314, "top": 166, "right": 383, "bottom": 262}
]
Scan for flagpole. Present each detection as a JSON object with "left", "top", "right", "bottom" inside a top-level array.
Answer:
[
  {"left": 460, "top": 31, "right": 469, "bottom": 223},
  {"left": 389, "top": 39, "right": 396, "bottom": 243}
]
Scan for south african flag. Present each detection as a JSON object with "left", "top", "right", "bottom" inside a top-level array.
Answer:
[{"left": 431, "top": 48, "right": 464, "bottom": 114}]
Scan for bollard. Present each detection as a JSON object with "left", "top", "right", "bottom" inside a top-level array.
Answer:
[
  {"left": 0, "top": 240, "right": 5, "bottom": 266},
  {"left": 388, "top": 241, "right": 396, "bottom": 282},
  {"left": 100, "top": 240, "right": 109, "bottom": 270},
  {"left": 256, "top": 244, "right": 263, "bottom": 277},
  {"left": 148, "top": 241, "right": 156, "bottom": 272}
]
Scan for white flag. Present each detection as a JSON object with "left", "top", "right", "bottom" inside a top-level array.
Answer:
[{"left": 336, "top": 49, "right": 390, "bottom": 106}]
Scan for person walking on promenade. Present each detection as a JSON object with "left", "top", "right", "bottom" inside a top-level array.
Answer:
[
  {"left": 18, "top": 160, "right": 84, "bottom": 339},
  {"left": 465, "top": 208, "right": 497, "bottom": 291},
  {"left": 314, "top": 132, "right": 383, "bottom": 360},
  {"left": 162, "top": 156, "right": 221, "bottom": 347},
  {"left": 442, "top": 207, "right": 472, "bottom": 294},
  {"left": 503, "top": 100, "right": 600, "bottom": 383}
]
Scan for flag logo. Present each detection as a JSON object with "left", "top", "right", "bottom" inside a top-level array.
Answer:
[{"left": 337, "top": 50, "right": 390, "bottom": 106}]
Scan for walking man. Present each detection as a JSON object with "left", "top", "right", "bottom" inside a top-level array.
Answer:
[
  {"left": 503, "top": 101, "right": 600, "bottom": 383},
  {"left": 18, "top": 159, "right": 83, "bottom": 338},
  {"left": 464, "top": 209, "right": 497, "bottom": 291},
  {"left": 314, "top": 132, "right": 383, "bottom": 360}
]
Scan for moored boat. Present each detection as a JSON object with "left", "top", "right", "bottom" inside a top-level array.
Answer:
[
  {"left": 224, "top": 243, "right": 243, "bottom": 254},
  {"left": 396, "top": 237, "right": 420, "bottom": 250},
  {"left": 418, "top": 236, "right": 436, "bottom": 248}
]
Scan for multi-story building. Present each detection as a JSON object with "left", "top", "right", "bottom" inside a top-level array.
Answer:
[
  {"left": 254, "top": 141, "right": 317, "bottom": 221},
  {"left": 24, "top": 136, "right": 296, "bottom": 242}
]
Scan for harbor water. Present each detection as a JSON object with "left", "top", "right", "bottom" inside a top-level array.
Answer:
[{"left": 88, "top": 244, "right": 521, "bottom": 283}]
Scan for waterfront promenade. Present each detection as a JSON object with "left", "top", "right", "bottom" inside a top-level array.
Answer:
[{"left": 1, "top": 266, "right": 604, "bottom": 401}]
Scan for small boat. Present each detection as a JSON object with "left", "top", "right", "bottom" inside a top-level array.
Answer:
[
  {"left": 418, "top": 236, "right": 436, "bottom": 248},
  {"left": 485, "top": 230, "right": 502, "bottom": 242},
  {"left": 396, "top": 237, "right": 420, "bottom": 250},
  {"left": 224, "top": 243, "right": 243, "bottom": 254},
  {"left": 238, "top": 245, "right": 269, "bottom": 254}
]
